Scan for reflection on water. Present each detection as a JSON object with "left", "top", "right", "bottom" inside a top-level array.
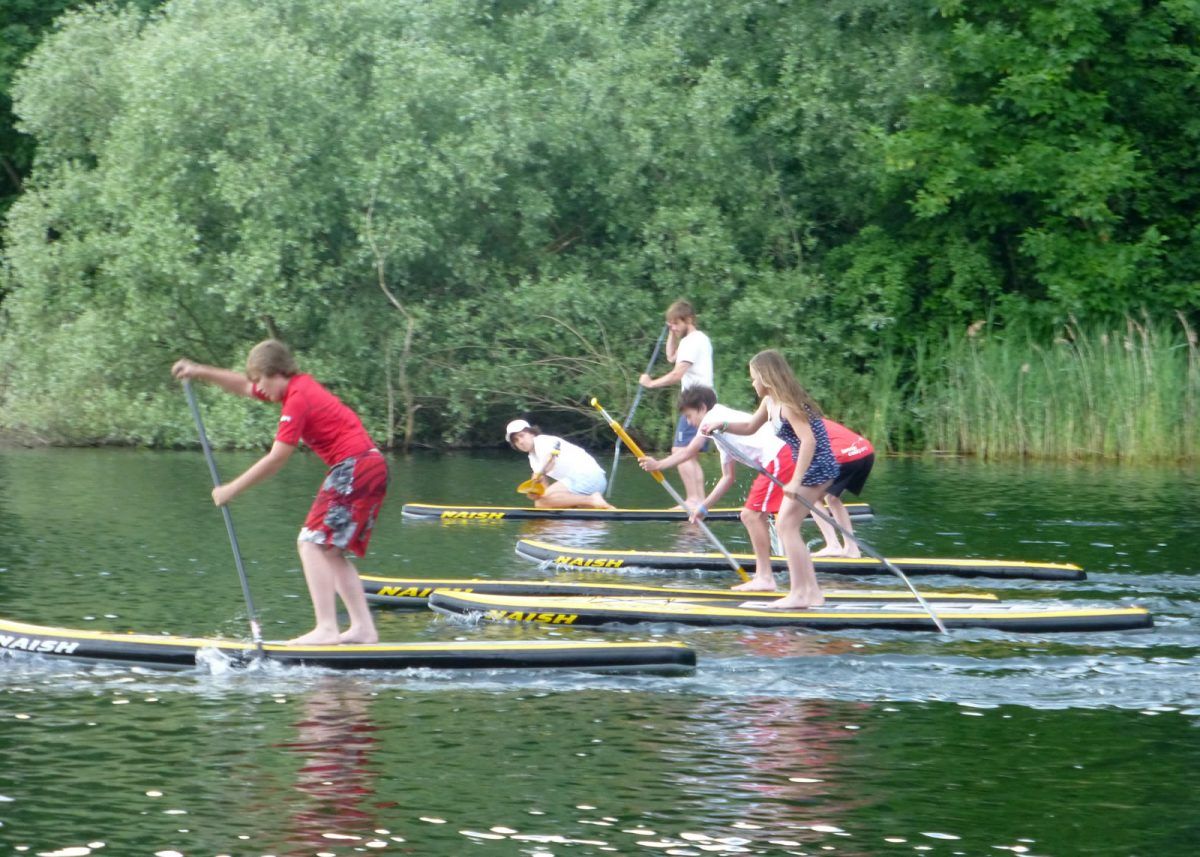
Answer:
[
  {"left": 276, "top": 679, "right": 385, "bottom": 851},
  {"left": 1, "top": 667, "right": 1197, "bottom": 854},
  {"left": 1, "top": 449, "right": 1198, "bottom": 854},
  {"left": 518, "top": 518, "right": 614, "bottom": 547}
]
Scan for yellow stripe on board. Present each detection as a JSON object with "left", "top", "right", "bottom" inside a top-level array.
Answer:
[
  {"left": 432, "top": 594, "right": 1147, "bottom": 621},
  {"left": 0, "top": 618, "right": 690, "bottom": 653},
  {"left": 413, "top": 504, "right": 744, "bottom": 513},
  {"left": 358, "top": 575, "right": 998, "bottom": 602},
  {"left": 518, "top": 539, "right": 1083, "bottom": 571}
]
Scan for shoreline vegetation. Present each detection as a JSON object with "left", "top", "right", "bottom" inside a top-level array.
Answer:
[
  {"left": 868, "top": 313, "right": 1199, "bottom": 463},
  {"left": 1, "top": 2, "right": 1197, "bottom": 462},
  {"left": 0, "top": 315, "right": 1194, "bottom": 465}
]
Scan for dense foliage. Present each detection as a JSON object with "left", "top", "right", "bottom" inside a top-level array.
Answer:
[
  {"left": 0, "top": 1, "right": 159, "bottom": 225},
  {"left": 0, "top": 1, "right": 73, "bottom": 218},
  {"left": 1, "top": 0, "right": 1196, "bottom": 457}
]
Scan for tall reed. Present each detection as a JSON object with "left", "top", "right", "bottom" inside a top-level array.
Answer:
[{"left": 890, "top": 314, "right": 1199, "bottom": 461}]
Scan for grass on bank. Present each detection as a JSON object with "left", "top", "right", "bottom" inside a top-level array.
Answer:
[{"left": 858, "top": 313, "right": 1198, "bottom": 462}]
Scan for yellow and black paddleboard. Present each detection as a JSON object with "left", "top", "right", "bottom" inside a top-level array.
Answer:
[
  {"left": 515, "top": 538, "right": 1086, "bottom": 581},
  {"left": 401, "top": 502, "right": 872, "bottom": 522},
  {"left": 428, "top": 591, "right": 1153, "bottom": 633},
  {"left": 361, "top": 575, "right": 998, "bottom": 608},
  {"left": 0, "top": 618, "right": 695, "bottom": 673}
]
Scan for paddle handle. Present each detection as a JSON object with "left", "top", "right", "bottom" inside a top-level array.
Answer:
[
  {"left": 710, "top": 431, "right": 948, "bottom": 634},
  {"left": 592, "top": 398, "right": 749, "bottom": 582},
  {"left": 183, "top": 380, "right": 265, "bottom": 651},
  {"left": 606, "top": 324, "right": 668, "bottom": 497}
]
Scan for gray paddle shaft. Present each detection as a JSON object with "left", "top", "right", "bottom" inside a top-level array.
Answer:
[
  {"left": 606, "top": 324, "right": 669, "bottom": 497},
  {"left": 710, "top": 431, "right": 948, "bottom": 634},
  {"left": 183, "top": 380, "right": 265, "bottom": 652}
]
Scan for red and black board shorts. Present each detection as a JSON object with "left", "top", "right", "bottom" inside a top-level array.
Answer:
[
  {"left": 744, "top": 447, "right": 796, "bottom": 514},
  {"left": 299, "top": 450, "right": 389, "bottom": 557},
  {"left": 828, "top": 453, "right": 874, "bottom": 498}
]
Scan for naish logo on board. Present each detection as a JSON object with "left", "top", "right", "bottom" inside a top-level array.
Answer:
[
  {"left": 486, "top": 610, "right": 578, "bottom": 624},
  {"left": 440, "top": 511, "right": 505, "bottom": 520},
  {"left": 0, "top": 635, "right": 80, "bottom": 655},
  {"left": 377, "top": 586, "right": 435, "bottom": 597},
  {"left": 553, "top": 555, "right": 625, "bottom": 568},
  {"left": 376, "top": 586, "right": 477, "bottom": 598}
]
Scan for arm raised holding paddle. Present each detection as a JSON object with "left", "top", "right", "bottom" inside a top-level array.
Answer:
[
  {"left": 172, "top": 358, "right": 255, "bottom": 398},
  {"left": 173, "top": 340, "right": 388, "bottom": 647},
  {"left": 634, "top": 300, "right": 714, "bottom": 509}
]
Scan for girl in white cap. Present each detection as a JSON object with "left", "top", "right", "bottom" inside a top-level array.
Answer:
[{"left": 506, "top": 419, "right": 614, "bottom": 509}]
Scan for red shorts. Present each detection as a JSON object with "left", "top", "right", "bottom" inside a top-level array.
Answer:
[
  {"left": 299, "top": 451, "right": 389, "bottom": 557},
  {"left": 744, "top": 447, "right": 796, "bottom": 514}
]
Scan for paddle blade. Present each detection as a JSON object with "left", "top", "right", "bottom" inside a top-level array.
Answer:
[{"left": 517, "top": 479, "right": 546, "bottom": 497}]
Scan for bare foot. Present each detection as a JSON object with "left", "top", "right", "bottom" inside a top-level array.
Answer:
[
  {"left": 732, "top": 578, "right": 777, "bottom": 592},
  {"left": 589, "top": 493, "right": 617, "bottom": 510},
  {"left": 287, "top": 628, "right": 342, "bottom": 646},
  {"left": 747, "top": 593, "right": 827, "bottom": 610},
  {"left": 338, "top": 628, "right": 379, "bottom": 645},
  {"left": 841, "top": 548, "right": 862, "bottom": 558},
  {"left": 812, "top": 546, "right": 845, "bottom": 558}
]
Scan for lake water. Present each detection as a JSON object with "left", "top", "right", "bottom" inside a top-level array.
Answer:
[{"left": 1, "top": 448, "right": 1197, "bottom": 856}]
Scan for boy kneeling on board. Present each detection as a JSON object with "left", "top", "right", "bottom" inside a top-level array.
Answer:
[
  {"left": 506, "top": 419, "right": 615, "bottom": 510},
  {"left": 637, "top": 385, "right": 792, "bottom": 592}
]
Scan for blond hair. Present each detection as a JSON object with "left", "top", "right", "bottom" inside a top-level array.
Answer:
[
  {"left": 246, "top": 339, "right": 298, "bottom": 379},
  {"left": 749, "top": 349, "right": 823, "bottom": 423},
  {"left": 665, "top": 299, "right": 696, "bottom": 323}
]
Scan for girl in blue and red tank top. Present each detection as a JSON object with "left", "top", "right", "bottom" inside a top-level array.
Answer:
[{"left": 700, "top": 349, "right": 835, "bottom": 609}]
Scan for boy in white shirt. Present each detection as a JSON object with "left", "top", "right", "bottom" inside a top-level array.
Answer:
[
  {"left": 506, "top": 419, "right": 615, "bottom": 509},
  {"left": 638, "top": 386, "right": 794, "bottom": 591},
  {"left": 638, "top": 300, "right": 714, "bottom": 508}
]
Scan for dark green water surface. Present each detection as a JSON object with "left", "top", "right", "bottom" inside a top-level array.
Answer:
[{"left": 2, "top": 449, "right": 1197, "bottom": 856}]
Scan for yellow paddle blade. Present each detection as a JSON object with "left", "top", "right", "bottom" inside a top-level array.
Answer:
[{"left": 517, "top": 479, "right": 546, "bottom": 497}]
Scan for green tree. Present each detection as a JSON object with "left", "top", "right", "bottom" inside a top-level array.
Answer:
[
  {"left": 872, "top": 0, "right": 1200, "bottom": 322},
  {"left": 1, "top": 0, "right": 1195, "bottom": 456}
]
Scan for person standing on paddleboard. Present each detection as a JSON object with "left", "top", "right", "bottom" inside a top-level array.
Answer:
[
  {"left": 506, "top": 419, "right": 615, "bottom": 510},
  {"left": 701, "top": 350, "right": 836, "bottom": 609},
  {"left": 638, "top": 385, "right": 795, "bottom": 591},
  {"left": 812, "top": 420, "right": 875, "bottom": 558},
  {"left": 172, "top": 340, "right": 387, "bottom": 645},
  {"left": 637, "top": 299, "right": 714, "bottom": 510}
]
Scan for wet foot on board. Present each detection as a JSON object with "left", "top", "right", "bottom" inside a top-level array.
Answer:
[
  {"left": 743, "top": 595, "right": 827, "bottom": 610},
  {"left": 287, "top": 629, "right": 343, "bottom": 646},
  {"left": 338, "top": 628, "right": 379, "bottom": 645},
  {"left": 732, "top": 579, "right": 777, "bottom": 593}
]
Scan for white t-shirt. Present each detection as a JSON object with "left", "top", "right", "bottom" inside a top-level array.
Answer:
[
  {"left": 675, "top": 330, "right": 714, "bottom": 391},
  {"left": 705, "top": 403, "right": 786, "bottom": 467},
  {"left": 528, "top": 435, "right": 604, "bottom": 484}
]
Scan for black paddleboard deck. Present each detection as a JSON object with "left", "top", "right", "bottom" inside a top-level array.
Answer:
[
  {"left": 401, "top": 502, "right": 872, "bottom": 522},
  {"left": 362, "top": 575, "right": 998, "bottom": 608},
  {"left": 0, "top": 618, "right": 695, "bottom": 673},
  {"left": 515, "top": 538, "right": 1086, "bottom": 581},
  {"left": 428, "top": 591, "right": 1152, "bottom": 633}
]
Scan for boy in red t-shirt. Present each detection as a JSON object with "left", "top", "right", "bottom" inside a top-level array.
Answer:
[
  {"left": 172, "top": 340, "right": 387, "bottom": 645},
  {"left": 813, "top": 420, "right": 875, "bottom": 558}
]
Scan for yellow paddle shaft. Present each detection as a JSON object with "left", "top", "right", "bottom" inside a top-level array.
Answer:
[
  {"left": 590, "top": 398, "right": 664, "bottom": 484},
  {"left": 591, "top": 397, "right": 748, "bottom": 582}
]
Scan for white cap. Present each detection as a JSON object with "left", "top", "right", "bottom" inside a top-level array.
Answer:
[{"left": 505, "top": 419, "right": 531, "bottom": 440}]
